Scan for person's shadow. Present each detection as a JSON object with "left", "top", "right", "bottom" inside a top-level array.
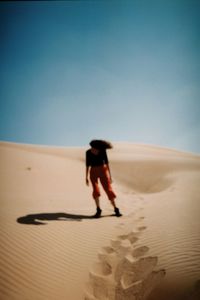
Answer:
[{"left": 17, "top": 212, "right": 114, "bottom": 225}]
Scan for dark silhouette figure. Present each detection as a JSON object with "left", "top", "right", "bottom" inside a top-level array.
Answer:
[
  {"left": 17, "top": 212, "right": 94, "bottom": 225},
  {"left": 17, "top": 212, "right": 116, "bottom": 225},
  {"left": 86, "top": 140, "right": 122, "bottom": 218}
]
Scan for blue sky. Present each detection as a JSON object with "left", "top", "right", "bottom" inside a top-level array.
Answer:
[{"left": 0, "top": 0, "right": 200, "bottom": 153}]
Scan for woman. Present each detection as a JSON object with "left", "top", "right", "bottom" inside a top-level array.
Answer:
[{"left": 85, "top": 141, "right": 122, "bottom": 218}]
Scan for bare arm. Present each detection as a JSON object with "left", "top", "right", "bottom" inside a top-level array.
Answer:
[
  {"left": 86, "top": 166, "right": 90, "bottom": 185},
  {"left": 85, "top": 151, "right": 90, "bottom": 186},
  {"left": 106, "top": 163, "right": 113, "bottom": 183}
]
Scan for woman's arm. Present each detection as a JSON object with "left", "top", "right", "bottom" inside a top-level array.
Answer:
[
  {"left": 106, "top": 163, "right": 113, "bottom": 183},
  {"left": 86, "top": 166, "right": 90, "bottom": 185},
  {"left": 104, "top": 150, "right": 112, "bottom": 182},
  {"left": 85, "top": 151, "right": 90, "bottom": 185}
]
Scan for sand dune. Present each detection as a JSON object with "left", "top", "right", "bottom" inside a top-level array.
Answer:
[{"left": 0, "top": 141, "right": 200, "bottom": 300}]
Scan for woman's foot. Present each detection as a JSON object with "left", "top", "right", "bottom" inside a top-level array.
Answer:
[
  {"left": 114, "top": 207, "right": 122, "bottom": 217},
  {"left": 94, "top": 207, "right": 102, "bottom": 218}
]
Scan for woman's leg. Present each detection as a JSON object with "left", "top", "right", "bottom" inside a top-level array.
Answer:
[
  {"left": 109, "top": 198, "right": 117, "bottom": 208},
  {"left": 90, "top": 168, "right": 101, "bottom": 201},
  {"left": 94, "top": 197, "right": 100, "bottom": 208},
  {"left": 100, "top": 166, "right": 122, "bottom": 216},
  {"left": 93, "top": 197, "right": 102, "bottom": 218},
  {"left": 90, "top": 168, "right": 102, "bottom": 217},
  {"left": 99, "top": 166, "right": 116, "bottom": 202}
]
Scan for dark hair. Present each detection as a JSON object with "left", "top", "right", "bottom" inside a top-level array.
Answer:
[{"left": 89, "top": 139, "right": 113, "bottom": 149}]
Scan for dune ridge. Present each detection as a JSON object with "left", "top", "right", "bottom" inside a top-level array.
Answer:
[{"left": 0, "top": 141, "right": 200, "bottom": 299}]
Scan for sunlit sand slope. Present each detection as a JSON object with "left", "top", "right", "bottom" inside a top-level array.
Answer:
[{"left": 0, "top": 142, "right": 200, "bottom": 300}]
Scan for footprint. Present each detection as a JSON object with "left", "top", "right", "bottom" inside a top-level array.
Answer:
[
  {"left": 116, "top": 269, "right": 166, "bottom": 300},
  {"left": 91, "top": 262, "right": 112, "bottom": 276},
  {"left": 127, "top": 232, "right": 139, "bottom": 244},
  {"left": 102, "top": 246, "right": 115, "bottom": 254},
  {"left": 98, "top": 248, "right": 117, "bottom": 271},
  {"left": 120, "top": 271, "right": 138, "bottom": 289},
  {"left": 138, "top": 269, "right": 166, "bottom": 299},
  {"left": 115, "top": 240, "right": 133, "bottom": 258},
  {"left": 114, "top": 255, "right": 158, "bottom": 283},
  {"left": 118, "top": 234, "right": 129, "bottom": 240},
  {"left": 110, "top": 239, "right": 121, "bottom": 249},
  {"left": 89, "top": 270, "right": 113, "bottom": 300},
  {"left": 84, "top": 282, "right": 97, "bottom": 300},
  {"left": 85, "top": 290, "right": 97, "bottom": 300},
  {"left": 85, "top": 228, "right": 165, "bottom": 300},
  {"left": 132, "top": 246, "right": 149, "bottom": 258},
  {"left": 138, "top": 226, "right": 147, "bottom": 231}
]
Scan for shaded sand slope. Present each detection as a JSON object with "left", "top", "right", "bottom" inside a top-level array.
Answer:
[
  {"left": 0, "top": 142, "right": 200, "bottom": 300},
  {"left": 110, "top": 144, "right": 200, "bottom": 299}
]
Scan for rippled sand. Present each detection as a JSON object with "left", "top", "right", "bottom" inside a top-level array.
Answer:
[
  {"left": 0, "top": 142, "right": 200, "bottom": 300},
  {"left": 111, "top": 145, "right": 200, "bottom": 299}
]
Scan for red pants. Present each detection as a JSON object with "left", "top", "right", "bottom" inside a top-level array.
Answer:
[{"left": 90, "top": 165, "right": 116, "bottom": 200}]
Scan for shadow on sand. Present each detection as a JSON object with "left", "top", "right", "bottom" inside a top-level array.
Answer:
[{"left": 17, "top": 212, "right": 115, "bottom": 225}]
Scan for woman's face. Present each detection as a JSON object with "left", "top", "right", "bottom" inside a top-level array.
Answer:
[{"left": 91, "top": 147, "right": 99, "bottom": 155}]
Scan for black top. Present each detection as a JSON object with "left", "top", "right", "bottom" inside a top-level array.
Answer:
[{"left": 86, "top": 149, "right": 108, "bottom": 167}]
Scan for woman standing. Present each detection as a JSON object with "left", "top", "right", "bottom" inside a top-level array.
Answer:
[{"left": 86, "top": 140, "right": 122, "bottom": 218}]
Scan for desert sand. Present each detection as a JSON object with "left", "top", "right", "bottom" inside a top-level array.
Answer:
[{"left": 0, "top": 141, "right": 200, "bottom": 300}]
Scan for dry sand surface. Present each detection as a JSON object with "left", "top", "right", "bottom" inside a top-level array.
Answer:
[{"left": 0, "top": 141, "right": 200, "bottom": 300}]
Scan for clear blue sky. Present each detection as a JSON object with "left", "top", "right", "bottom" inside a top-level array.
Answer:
[{"left": 0, "top": 0, "right": 200, "bottom": 153}]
